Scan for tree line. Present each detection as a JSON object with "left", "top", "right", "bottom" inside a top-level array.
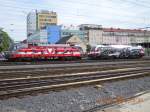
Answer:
[{"left": 0, "top": 29, "right": 13, "bottom": 52}]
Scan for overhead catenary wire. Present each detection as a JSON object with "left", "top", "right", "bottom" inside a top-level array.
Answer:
[
  {"left": 0, "top": 2, "right": 146, "bottom": 24},
  {"left": 0, "top": 0, "right": 150, "bottom": 18},
  {"left": 0, "top": 0, "right": 149, "bottom": 27},
  {"left": 0, "top": 0, "right": 149, "bottom": 21},
  {"left": 122, "top": 0, "right": 150, "bottom": 9},
  {"left": 2, "top": 0, "right": 150, "bottom": 10},
  {"left": 0, "top": 0, "right": 144, "bottom": 18}
]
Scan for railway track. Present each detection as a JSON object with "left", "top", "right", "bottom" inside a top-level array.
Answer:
[
  {"left": 0, "top": 58, "right": 148, "bottom": 66},
  {"left": 0, "top": 60, "right": 150, "bottom": 71},
  {"left": 1, "top": 61, "right": 150, "bottom": 79},
  {"left": 0, "top": 67, "right": 150, "bottom": 99}
]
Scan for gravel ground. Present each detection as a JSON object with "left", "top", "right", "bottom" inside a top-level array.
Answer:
[{"left": 0, "top": 76, "right": 150, "bottom": 112}]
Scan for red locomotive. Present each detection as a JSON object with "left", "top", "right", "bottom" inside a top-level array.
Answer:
[{"left": 5, "top": 45, "right": 83, "bottom": 61}]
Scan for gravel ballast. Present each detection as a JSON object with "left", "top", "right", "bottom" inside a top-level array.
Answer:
[{"left": 0, "top": 76, "right": 150, "bottom": 112}]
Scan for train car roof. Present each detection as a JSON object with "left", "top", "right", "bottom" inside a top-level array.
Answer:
[
  {"left": 109, "top": 45, "right": 131, "bottom": 49},
  {"left": 129, "top": 45, "right": 143, "bottom": 50},
  {"left": 92, "top": 45, "right": 106, "bottom": 48}
]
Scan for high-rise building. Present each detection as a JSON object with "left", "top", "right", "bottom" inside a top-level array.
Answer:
[
  {"left": 27, "top": 11, "right": 37, "bottom": 37},
  {"left": 27, "top": 10, "right": 57, "bottom": 37}
]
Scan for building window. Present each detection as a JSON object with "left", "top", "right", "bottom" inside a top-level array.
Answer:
[{"left": 51, "top": 16, "right": 56, "bottom": 18}]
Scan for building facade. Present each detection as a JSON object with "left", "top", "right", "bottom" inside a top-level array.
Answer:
[
  {"left": 102, "top": 28, "right": 150, "bottom": 45},
  {"left": 27, "top": 10, "right": 57, "bottom": 37},
  {"left": 57, "top": 35, "right": 87, "bottom": 52},
  {"left": 27, "top": 12, "right": 37, "bottom": 37},
  {"left": 79, "top": 24, "right": 150, "bottom": 46},
  {"left": 47, "top": 25, "right": 61, "bottom": 44},
  {"left": 61, "top": 29, "right": 85, "bottom": 40},
  {"left": 37, "top": 10, "right": 57, "bottom": 29},
  {"left": 28, "top": 25, "right": 61, "bottom": 45},
  {"left": 103, "top": 28, "right": 150, "bottom": 45},
  {"left": 79, "top": 24, "right": 103, "bottom": 46},
  {"left": 13, "top": 40, "right": 28, "bottom": 50},
  {"left": 88, "top": 30, "right": 103, "bottom": 45},
  {"left": 28, "top": 30, "right": 48, "bottom": 45}
]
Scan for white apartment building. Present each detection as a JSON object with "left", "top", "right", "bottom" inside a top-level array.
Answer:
[
  {"left": 79, "top": 24, "right": 103, "bottom": 46},
  {"left": 27, "top": 11, "right": 37, "bottom": 37},
  {"left": 79, "top": 24, "right": 150, "bottom": 46},
  {"left": 102, "top": 28, "right": 150, "bottom": 45},
  {"left": 88, "top": 30, "right": 103, "bottom": 45}
]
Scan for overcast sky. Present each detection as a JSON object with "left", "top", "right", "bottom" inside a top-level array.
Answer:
[{"left": 0, "top": 0, "right": 150, "bottom": 41}]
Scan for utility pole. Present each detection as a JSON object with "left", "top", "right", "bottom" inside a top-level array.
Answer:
[
  {"left": 144, "top": 30, "right": 150, "bottom": 56},
  {"left": 0, "top": 28, "right": 3, "bottom": 46},
  {"left": 148, "top": 33, "right": 150, "bottom": 56}
]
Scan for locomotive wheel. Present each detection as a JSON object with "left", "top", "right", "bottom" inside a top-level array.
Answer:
[{"left": 58, "top": 57, "right": 65, "bottom": 61}]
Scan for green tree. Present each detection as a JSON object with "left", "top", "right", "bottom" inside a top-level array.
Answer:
[
  {"left": 86, "top": 44, "right": 91, "bottom": 52},
  {"left": 0, "top": 29, "right": 13, "bottom": 52}
]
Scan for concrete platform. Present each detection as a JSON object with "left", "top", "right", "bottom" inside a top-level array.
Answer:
[
  {"left": 1, "top": 106, "right": 26, "bottom": 112},
  {"left": 97, "top": 92, "right": 150, "bottom": 112}
]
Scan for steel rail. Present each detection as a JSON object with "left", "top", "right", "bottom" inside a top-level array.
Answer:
[
  {"left": 0, "top": 63, "right": 150, "bottom": 80},
  {"left": 0, "top": 67, "right": 149, "bottom": 99},
  {"left": 0, "top": 70, "right": 149, "bottom": 91},
  {"left": 0, "top": 67, "right": 149, "bottom": 83},
  {"left": 0, "top": 70, "right": 144, "bottom": 86},
  {"left": 0, "top": 62, "right": 149, "bottom": 74},
  {"left": 0, "top": 60, "right": 150, "bottom": 72},
  {"left": 0, "top": 58, "right": 147, "bottom": 66},
  {"left": 0, "top": 60, "right": 150, "bottom": 70}
]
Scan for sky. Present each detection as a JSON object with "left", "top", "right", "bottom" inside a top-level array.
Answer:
[{"left": 0, "top": 0, "right": 150, "bottom": 41}]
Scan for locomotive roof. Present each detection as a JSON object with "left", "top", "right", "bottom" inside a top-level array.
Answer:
[{"left": 93, "top": 45, "right": 143, "bottom": 50}]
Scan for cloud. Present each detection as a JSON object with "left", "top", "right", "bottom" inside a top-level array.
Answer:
[{"left": 0, "top": 0, "right": 150, "bottom": 41}]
